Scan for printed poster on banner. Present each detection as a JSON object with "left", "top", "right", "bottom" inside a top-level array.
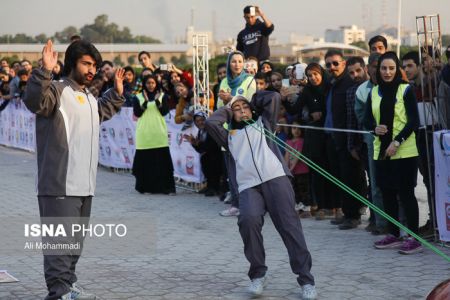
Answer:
[
  {"left": 166, "top": 110, "right": 204, "bottom": 183},
  {"left": 433, "top": 130, "right": 450, "bottom": 241},
  {"left": 99, "top": 108, "right": 136, "bottom": 169},
  {"left": 0, "top": 99, "right": 35, "bottom": 152}
]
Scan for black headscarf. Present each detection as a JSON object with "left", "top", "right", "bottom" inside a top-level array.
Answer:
[
  {"left": 375, "top": 51, "right": 407, "bottom": 159},
  {"left": 305, "top": 62, "right": 329, "bottom": 95}
]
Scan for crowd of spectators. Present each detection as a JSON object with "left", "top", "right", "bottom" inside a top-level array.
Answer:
[{"left": 1, "top": 5, "right": 449, "bottom": 259}]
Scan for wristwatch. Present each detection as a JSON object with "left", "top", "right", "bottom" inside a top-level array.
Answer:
[{"left": 393, "top": 140, "right": 400, "bottom": 147}]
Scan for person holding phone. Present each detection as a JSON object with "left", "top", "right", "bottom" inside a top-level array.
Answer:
[{"left": 236, "top": 5, "right": 274, "bottom": 62}]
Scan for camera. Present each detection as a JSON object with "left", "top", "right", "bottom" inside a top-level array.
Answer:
[{"left": 160, "top": 64, "right": 172, "bottom": 71}]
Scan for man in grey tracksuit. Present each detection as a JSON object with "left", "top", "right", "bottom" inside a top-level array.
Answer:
[
  {"left": 24, "top": 40, "right": 125, "bottom": 300},
  {"left": 205, "top": 91, "right": 317, "bottom": 299}
]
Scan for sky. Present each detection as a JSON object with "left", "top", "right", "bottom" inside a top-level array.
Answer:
[{"left": 0, "top": 0, "right": 448, "bottom": 43}]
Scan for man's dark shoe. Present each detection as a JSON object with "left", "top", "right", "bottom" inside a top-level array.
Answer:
[
  {"left": 371, "top": 226, "right": 389, "bottom": 235},
  {"left": 338, "top": 219, "right": 361, "bottom": 230},
  {"left": 198, "top": 187, "right": 208, "bottom": 194},
  {"left": 365, "top": 222, "right": 377, "bottom": 232},
  {"left": 205, "top": 188, "right": 217, "bottom": 197},
  {"left": 330, "top": 217, "right": 345, "bottom": 225}
]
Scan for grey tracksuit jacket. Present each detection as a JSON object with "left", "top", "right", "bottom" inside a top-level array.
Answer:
[
  {"left": 24, "top": 68, "right": 124, "bottom": 196},
  {"left": 205, "top": 90, "right": 292, "bottom": 192}
]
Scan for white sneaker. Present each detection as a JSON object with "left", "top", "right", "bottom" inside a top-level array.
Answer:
[
  {"left": 301, "top": 284, "right": 317, "bottom": 300},
  {"left": 70, "top": 283, "right": 97, "bottom": 300},
  {"left": 248, "top": 276, "right": 266, "bottom": 296},
  {"left": 59, "top": 293, "right": 72, "bottom": 300},
  {"left": 295, "top": 202, "right": 305, "bottom": 211},
  {"left": 219, "top": 206, "right": 240, "bottom": 217},
  {"left": 223, "top": 192, "right": 232, "bottom": 204}
]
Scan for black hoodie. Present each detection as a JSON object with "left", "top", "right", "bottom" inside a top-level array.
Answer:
[{"left": 236, "top": 19, "right": 274, "bottom": 61}]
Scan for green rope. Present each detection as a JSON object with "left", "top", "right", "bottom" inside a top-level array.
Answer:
[{"left": 242, "top": 119, "right": 450, "bottom": 263}]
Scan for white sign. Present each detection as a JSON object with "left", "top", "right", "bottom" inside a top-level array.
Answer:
[
  {"left": 433, "top": 130, "right": 450, "bottom": 242},
  {"left": 0, "top": 99, "right": 35, "bottom": 152},
  {"left": 99, "top": 108, "right": 204, "bottom": 183}
]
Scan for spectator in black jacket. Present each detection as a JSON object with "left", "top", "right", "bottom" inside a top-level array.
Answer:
[
  {"left": 236, "top": 5, "right": 274, "bottom": 62},
  {"left": 185, "top": 111, "right": 223, "bottom": 196},
  {"left": 323, "top": 50, "right": 366, "bottom": 230}
]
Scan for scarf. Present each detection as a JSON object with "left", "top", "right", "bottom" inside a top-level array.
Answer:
[
  {"left": 377, "top": 76, "right": 403, "bottom": 160},
  {"left": 143, "top": 89, "right": 159, "bottom": 102},
  {"left": 226, "top": 51, "right": 251, "bottom": 95}
]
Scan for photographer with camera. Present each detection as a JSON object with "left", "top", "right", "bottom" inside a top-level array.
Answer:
[{"left": 236, "top": 5, "right": 274, "bottom": 62}]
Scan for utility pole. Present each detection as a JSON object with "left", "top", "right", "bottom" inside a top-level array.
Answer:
[{"left": 396, "top": 0, "right": 402, "bottom": 57}]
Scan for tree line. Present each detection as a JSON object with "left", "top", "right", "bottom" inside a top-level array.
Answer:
[{"left": 0, "top": 15, "right": 161, "bottom": 44}]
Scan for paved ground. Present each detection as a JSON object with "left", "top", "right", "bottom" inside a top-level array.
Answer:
[{"left": 0, "top": 145, "right": 449, "bottom": 300}]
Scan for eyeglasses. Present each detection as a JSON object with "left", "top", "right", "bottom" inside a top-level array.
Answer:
[{"left": 325, "top": 61, "right": 342, "bottom": 68}]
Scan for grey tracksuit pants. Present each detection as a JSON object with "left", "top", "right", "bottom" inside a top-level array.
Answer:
[
  {"left": 38, "top": 196, "right": 92, "bottom": 300},
  {"left": 237, "top": 176, "right": 315, "bottom": 286}
]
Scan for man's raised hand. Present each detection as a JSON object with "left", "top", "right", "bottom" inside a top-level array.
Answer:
[
  {"left": 42, "top": 40, "right": 58, "bottom": 72},
  {"left": 114, "top": 67, "right": 125, "bottom": 96}
]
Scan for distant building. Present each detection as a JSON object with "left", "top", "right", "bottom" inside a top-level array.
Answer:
[
  {"left": 289, "top": 34, "right": 324, "bottom": 46},
  {"left": 297, "top": 42, "right": 369, "bottom": 64},
  {"left": 325, "top": 25, "right": 366, "bottom": 45},
  {"left": 401, "top": 32, "right": 418, "bottom": 47}
]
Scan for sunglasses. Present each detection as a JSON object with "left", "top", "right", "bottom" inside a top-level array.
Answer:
[{"left": 325, "top": 61, "right": 341, "bottom": 68}]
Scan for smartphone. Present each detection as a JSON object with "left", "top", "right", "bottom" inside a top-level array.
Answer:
[
  {"left": 295, "top": 67, "right": 305, "bottom": 80},
  {"left": 160, "top": 64, "right": 168, "bottom": 71},
  {"left": 282, "top": 79, "right": 290, "bottom": 88},
  {"left": 249, "top": 6, "right": 256, "bottom": 16}
]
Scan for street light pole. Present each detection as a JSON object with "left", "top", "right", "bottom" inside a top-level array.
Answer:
[{"left": 396, "top": 0, "right": 402, "bottom": 57}]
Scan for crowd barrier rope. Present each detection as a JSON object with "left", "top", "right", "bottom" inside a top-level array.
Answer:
[{"left": 0, "top": 100, "right": 205, "bottom": 184}]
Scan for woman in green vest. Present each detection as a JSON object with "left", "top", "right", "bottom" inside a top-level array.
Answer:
[
  {"left": 364, "top": 52, "right": 421, "bottom": 254},
  {"left": 132, "top": 74, "right": 176, "bottom": 194},
  {"left": 217, "top": 51, "right": 256, "bottom": 108}
]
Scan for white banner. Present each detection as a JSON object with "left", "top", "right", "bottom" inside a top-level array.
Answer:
[
  {"left": 433, "top": 130, "right": 450, "bottom": 242},
  {"left": 0, "top": 99, "right": 35, "bottom": 152},
  {"left": 0, "top": 101, "right": 204, "bottom": 184},
  {"left": 99, "top": 108, "right": 204, "bottom": 183}
]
